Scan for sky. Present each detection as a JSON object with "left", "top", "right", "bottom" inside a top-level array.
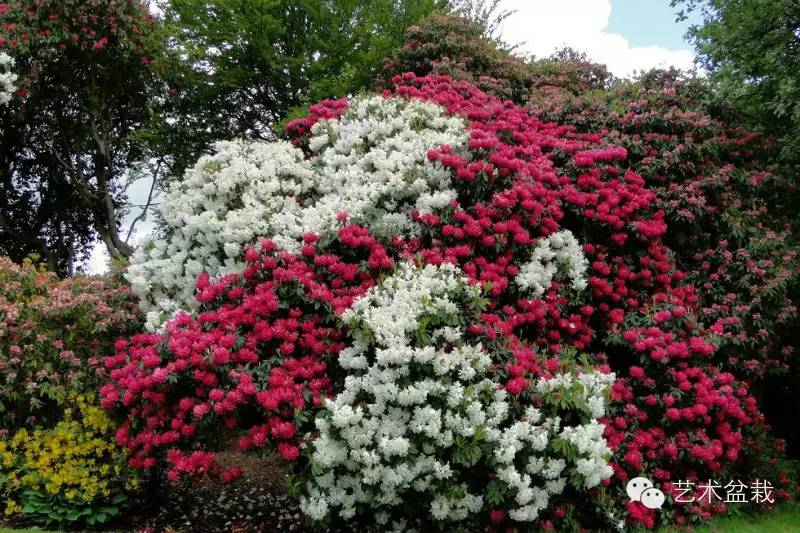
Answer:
[
  {"left": 86, "top": 0, "right": 700, "bottom": 274},
  {"left": 499, "top": 0, "right": 700, "bottom": 77}
]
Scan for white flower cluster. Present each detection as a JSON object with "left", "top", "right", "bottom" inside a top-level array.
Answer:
[
  {"left": 302, "top": 262, "right": 614, "bottom": 526},
  {"left": 275, "top": 96, "right": 468, "bottom": 246},
  {"left": 491, "top": 370, "right": 615, "bottom": 522},
  {"left": 127, "top": 96, "right": 467, "bottom": 330},
  {"left": 515, "top": 230, "right": 589, "bottom": 297},
  {"left": 126, "top": 141, "right": 314, "bottom": 329},
  {"left": 0, "top": 53, "right": 17, "bottom": 106}
]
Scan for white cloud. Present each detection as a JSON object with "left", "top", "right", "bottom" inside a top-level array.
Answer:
[{"left": 498, "top": 0, "right": 695, "bottom": 78}]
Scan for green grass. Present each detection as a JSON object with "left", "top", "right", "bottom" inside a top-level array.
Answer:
[{"left": 660, "top": 503, "right": 800, "bottom": 532}]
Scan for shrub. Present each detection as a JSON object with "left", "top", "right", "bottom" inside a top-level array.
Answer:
[
  {"left": 528, "top": 69, "right": 800, "bottom": 378},
  {"left": 108, "top": 74, "right": 793, "bottom": 530},
  {"left": 302, "top": 262, "right": 614, "bottom": 528},
  {"left": 0, "top": 256, "right": 141, "bottom": 430},
  {"left": 104, "top": 232, "right": 387, "bottom": 476},
  {"left": 0, "top": 51, "right": 15, "bottom": 105},
  {"left": 382, "top": 14, "right": 536, "bottom": 102},
  {"left": 0, "top": 257, "right": 142, "bottom": 527},
  {"left": 1, "top": 393, "right": 137, "bottom": 527},
  {"left": 126, "top": 96, "right": 468, "bottom": 330}
]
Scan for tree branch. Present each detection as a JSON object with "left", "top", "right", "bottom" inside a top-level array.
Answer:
[{"left": 125, "top": 158, "right": 163, "bottom": 243}]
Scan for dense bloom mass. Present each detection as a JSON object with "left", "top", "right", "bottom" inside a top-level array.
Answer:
[
  {"left": 0, "top": 52, "right": 15, "bottom": 105},
  {"left": 109, "top": 71, "right": 792, "bottom": 530},
  {"left": 515, "top": 230, "right": 588, "bottom": 297},
  {"left": 303, "top": 262, "right": 614, "bottom": 527},
  {"left": 127, "top": 96, "right": 467, "bottom": 330}
]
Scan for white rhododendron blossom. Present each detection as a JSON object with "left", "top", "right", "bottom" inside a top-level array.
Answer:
[
  {"left": 301, "top": 262, "right": 614, "bottom": 527},
  {"left": 515, "top": 230, "right": 589, "bottom": 297},
  {"left": 126, "top": 141, "right": 314, "bottom": 330},
  {"left": 127, "top": 96, "right": 467, "bottom": 330},
  {"left": 0, "top": 52, "right": 17, "bottom": 105}
]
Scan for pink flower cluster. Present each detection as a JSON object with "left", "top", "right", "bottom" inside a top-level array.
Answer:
[
  {"left": 102, "top": 230, "right": 392, "bottom": 479},
  {"left": 0, "top": 256, "right": 140, "bottom": 430},
  {"left": 105, "top": 72, "right": 793, "bottom": 528}
]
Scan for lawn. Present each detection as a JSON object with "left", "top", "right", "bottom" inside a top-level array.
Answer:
[{"left": 659, "top": 503, "right": 800, "bottom": 532}]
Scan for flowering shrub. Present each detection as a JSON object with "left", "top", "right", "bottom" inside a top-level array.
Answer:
[
  {"left": 104, "top": 231, "right": 389, "bottom": 477},
  {"left": 0, "top": 257, "right": 141, "bottom": 527},
  {"left": 1, "top": 393, "right": 137, "bottom": 527},
  {"left": 388, "top": 16, "right": 799, "bottom": 392},
  {"left": 382, "top": 14, "right": 536, "bottom": 102},
  {"left": 0, "top": 51, "right": 15, "bottom": 105},
  {"left": 527, "top": 69, "right": 800, "bottom": 380},
  {"left": 109, "top": 71, "right": 793, "bottom": 530},
  {"left": 515, "top": 230, "right": 589, "bottom": 297},
  {"left": 127, "top": 96, "right": 467, "bottom": 330},
  {"left": 0, "top": 256, "right": 141, "bottom": 430},
  {"left": 302, "top": 262, "right": 614, "bottom": 528}
]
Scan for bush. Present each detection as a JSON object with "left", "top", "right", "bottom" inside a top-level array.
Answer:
[
  {"left": 302, "top": 262, "right": 614, "bottom": 528},
  {"left": 0, "top": 256, "right": 142, "bottom": 527},
  {"left": 526, "top": 68, "right": 800, "bottom": 459},
  {"left": 126, "top": 96, "right": 467, "bottom": 330},
  {"left": 1, "top": 393, "right": 136, "bottom": 527},
  {"left": 0, "top": 256, "right": 141, "bottom": 429},
  {"left": 382, "top": 14, "right": 536, "bottom": 102},
  {"left": 107, "top": 74, "right": 794, "bottom": 530}
]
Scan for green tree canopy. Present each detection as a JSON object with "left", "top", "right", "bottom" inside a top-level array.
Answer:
[
  {"left": 673, "top": 0, "right": 800, "bottom": 172},
  {"left": 158, "top": 0, "right": 447, "bottom": 174}
]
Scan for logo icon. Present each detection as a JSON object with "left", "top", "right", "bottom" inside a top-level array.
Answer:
[{"left": 626, "top": 476, "right": 665, "bottom": 510}]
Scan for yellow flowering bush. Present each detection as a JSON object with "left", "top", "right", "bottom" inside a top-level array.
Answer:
[{"left": 1, "top": 393, "right": 138, "bottom": 527}]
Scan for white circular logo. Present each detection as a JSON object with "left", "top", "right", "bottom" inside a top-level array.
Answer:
[
  {"left": 640, "top": 487, "right": 666, "bottom": 509},
  {"left": 626, "top": 476, "right": 654, "bottom": 501}
]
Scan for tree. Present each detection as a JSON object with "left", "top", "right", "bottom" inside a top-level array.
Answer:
[
  {"left": 673, "top": 0, "right": 800, "bottom": 173},
  {"left": 446, "top": 0, "right": 514, "bottom": 42},
  {"left": 156, "top": 0, "right": 446, "bottom": 175},
  {"left": 0, "top": 0, "right": 167, "bottom": 272}
]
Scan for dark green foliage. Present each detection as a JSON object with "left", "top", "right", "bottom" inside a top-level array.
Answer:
[
  {"left": 0, "top": 0, "right": 168, "bottom": 271},
  {"left": 673, "top": 0, "right": 800, "bottom": 176},
  {"left": 159, "top": 0, "right": 446, "bottom": 175}
]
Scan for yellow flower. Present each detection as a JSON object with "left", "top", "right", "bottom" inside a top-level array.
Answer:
[
  {"left": 2, "top": 392, "right": 138, "bottom": 517},
  {"left": 3, "top": 498, "right": 22, "bottom": 516}
]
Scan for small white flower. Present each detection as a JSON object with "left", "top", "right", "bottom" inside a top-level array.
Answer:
[{"left": 516, "top": 230, "right": 589, "bottom": 297}]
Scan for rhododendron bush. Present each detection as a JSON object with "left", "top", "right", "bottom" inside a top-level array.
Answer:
[
  {"left": 527, "top": 69, "right": 800, "bottom": 382},
  {"left": 0, "top": 257, "right": 142, "bottom": 525},
  {"left": 389, "top": 14, "right": 799, "bottom": 387},
  {"left": 0, "top": 51, "right": 15, "bottom": 105},
  {"left": 127, "top": 96, "right": 467, "bottom": 330},
  {"left": 303, "top": 263, "right": 614, "bottom": 526},
  {"left": 104, "top": 72, "right": 794, "bottom": 530}
]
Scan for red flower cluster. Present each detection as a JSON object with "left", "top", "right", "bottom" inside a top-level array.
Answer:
[
  {"left": 106, "top": 72, "right": 792, "bottom": 528},
  {"left": 102, "top": 230, "right": 393, "bottom": 479},
  {"left": 285, "top": 98, "right": 349, "bottom": 147}
]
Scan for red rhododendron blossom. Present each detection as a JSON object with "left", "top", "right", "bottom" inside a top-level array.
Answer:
[{"left": 104, "top": 72, "right": 791, "bottom": 530}]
